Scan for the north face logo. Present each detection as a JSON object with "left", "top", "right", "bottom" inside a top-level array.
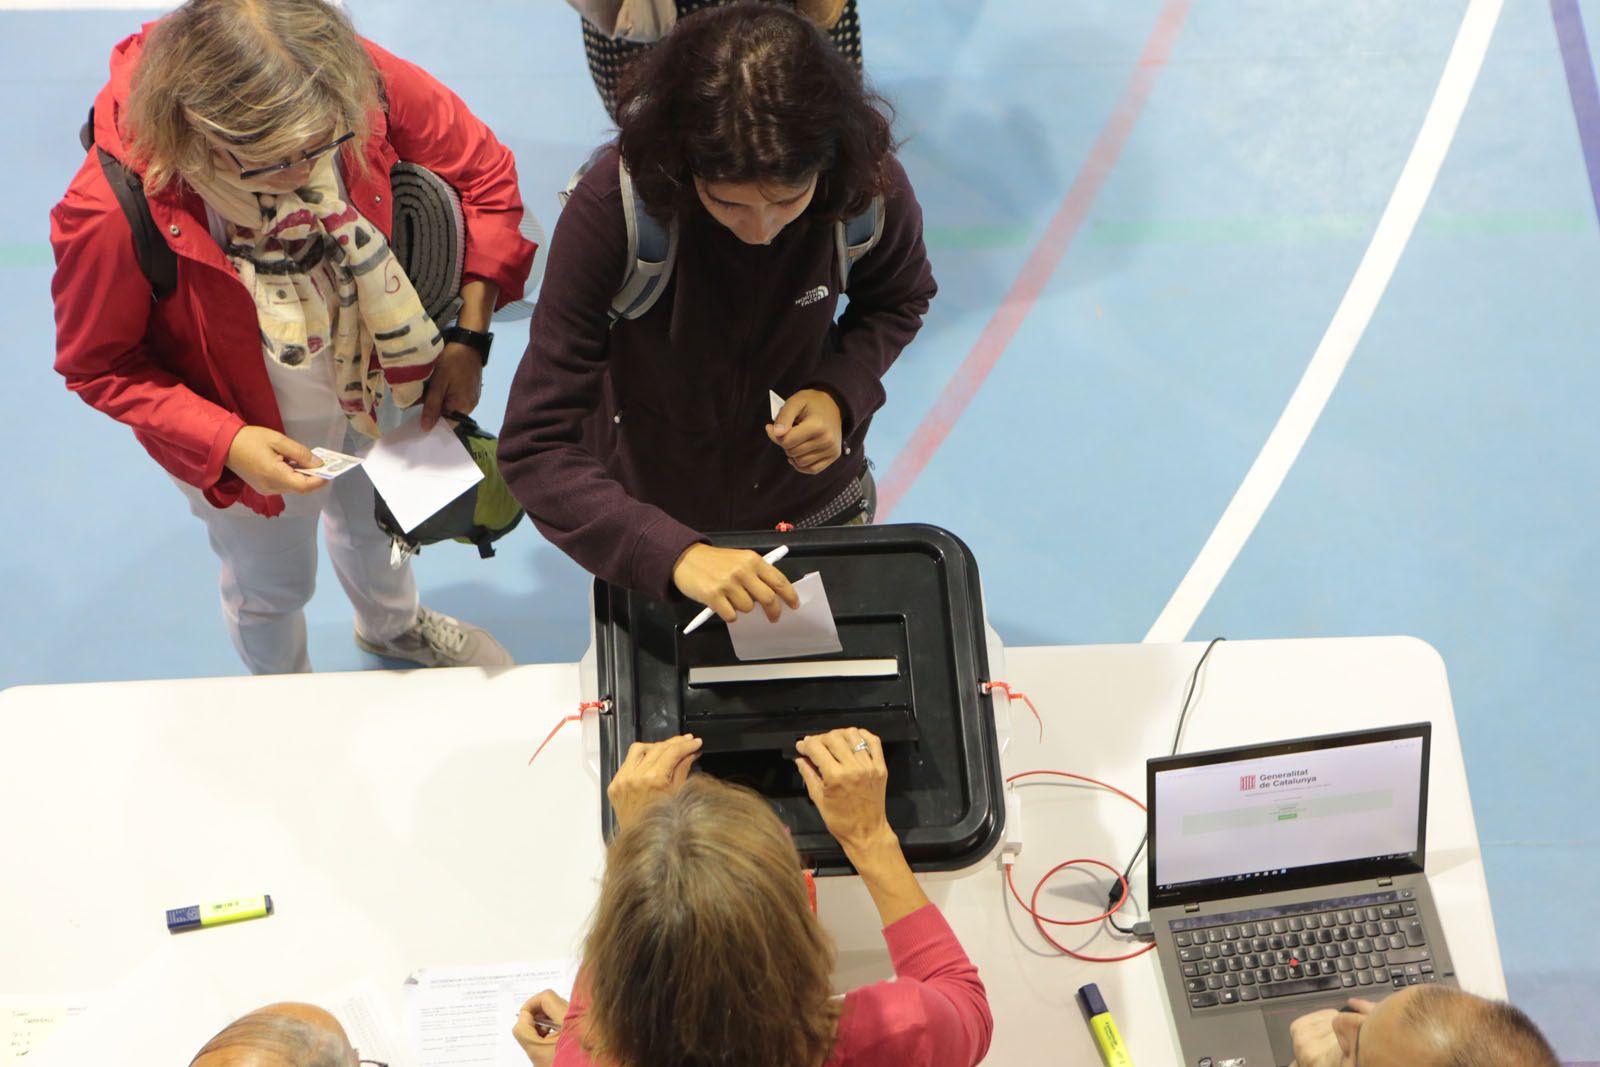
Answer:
[{"left": 795, "top": 284, "right": 829, "bottom": 307}]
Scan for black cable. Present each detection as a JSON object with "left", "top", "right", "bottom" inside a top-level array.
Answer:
[{"left": 1106, "top": 636, "right": 1226, "bottom": 936}]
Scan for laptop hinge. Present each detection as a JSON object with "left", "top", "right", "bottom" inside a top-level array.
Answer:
[
  {"left": 1185, "top": 903, "right": 1201, "bottom": 913},
  {"left": 1377, "top": 876, "right": 1394, "bottom": 887}
]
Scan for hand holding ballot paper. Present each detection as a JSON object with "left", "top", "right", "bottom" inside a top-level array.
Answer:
[
  {"left": 672, "top": 543, "right": 800, "bottom": 625},
  {"left": 361, "top": 418, "right": 484, "bottom": 534},
  {"left": 766, "top": 387, "right": 845, "bottom": 475},
  {"left": 680, "top": 543, "right": 845, "bottom": 661}
]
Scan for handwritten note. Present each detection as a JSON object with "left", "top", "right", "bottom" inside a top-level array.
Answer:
[{"left": 1, "top": 999, "right": 92, "bottom": 1066}]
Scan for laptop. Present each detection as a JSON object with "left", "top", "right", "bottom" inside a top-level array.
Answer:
[{"left": 1147, "top": 723, "right": 1457, "bottom": 1067}]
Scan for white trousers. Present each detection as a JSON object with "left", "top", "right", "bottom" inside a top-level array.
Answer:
[
  {"left": 176, "top": 465, "right": 419, "bottom": 675},
  {"left": 180, "top": 208, "right": 423, "bottom": 674}
]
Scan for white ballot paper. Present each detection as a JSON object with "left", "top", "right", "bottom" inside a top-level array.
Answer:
[
  {"left": 769, "top": 389, "right": 786, "bottom": 421},
  {"left": 406, "top": 960, "right": 578, "bottom": 1067},
  {"left": 728, "top": 571, "right": 843, "bottom": 661},
  {"left": 361, "top": 419, "right": 483, "bottom": 534}
]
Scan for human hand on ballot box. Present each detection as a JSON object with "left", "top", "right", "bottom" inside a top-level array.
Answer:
[
  {"left": 607, "top": 733, "right": 704, "bottom": 830},
  {"left": 795, "top": 728, "right": 889, "bottom": 854},
  {"left": 796, "top": 727, "right": 929, "bottom": 926}
]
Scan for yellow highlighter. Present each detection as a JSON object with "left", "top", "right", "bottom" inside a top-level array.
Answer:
[
  {"left": 166, "top": 895, "right": 273, "bottom": 933},
  {"left": 1078, "top": 983, "right": 1134, "bottom": 1067}
]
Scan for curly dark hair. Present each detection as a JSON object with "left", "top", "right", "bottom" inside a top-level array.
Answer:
[{"left": 615, "top": 1, "right": 894, "bottom": 222}]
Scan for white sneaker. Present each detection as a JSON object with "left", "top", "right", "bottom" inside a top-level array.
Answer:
[{"left": 354, "top": 607, "right": 514, "bottom": 668}]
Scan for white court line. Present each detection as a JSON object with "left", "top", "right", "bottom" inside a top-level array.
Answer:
[{"left": 1143, "top": 0, "right": 1504, "bottom": 644}]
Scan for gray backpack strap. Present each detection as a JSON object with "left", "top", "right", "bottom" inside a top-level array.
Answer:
[
  {"left": 558, "top": 143, "right": 610, "bottom": 207},
  {"left": 559, "top": 147, "right": 677, "bottom": 323},
  {"left": 610, "top": 160, "right": 676, "bottom": 321},
  {"left": 835, "top": 194, "right": 885, "bottom": 291}
]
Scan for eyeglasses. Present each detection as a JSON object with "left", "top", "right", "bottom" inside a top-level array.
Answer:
[{"left": 227, "top": 130, "right": 354, "bottom": 181}]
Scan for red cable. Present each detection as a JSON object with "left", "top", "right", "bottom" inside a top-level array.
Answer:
[{"left": 1004, "top": 769, "right": 1157, "bottom": 963}]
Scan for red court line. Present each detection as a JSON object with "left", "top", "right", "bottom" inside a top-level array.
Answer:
[{"left": 877, "top": 0, "right": 1193, "bottom": 518}]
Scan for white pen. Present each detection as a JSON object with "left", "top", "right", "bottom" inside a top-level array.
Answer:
[{"left": 682, "top": 544, "right": 791, "bottom": 634}]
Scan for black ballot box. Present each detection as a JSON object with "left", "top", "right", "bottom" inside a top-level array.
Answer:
[{"left": 592, "top": 523, "right": 1005, "bottom": 876}]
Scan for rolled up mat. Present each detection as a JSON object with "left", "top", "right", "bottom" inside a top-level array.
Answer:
[{"left": 389, "top": 161, "right": 465, "bottom": 328}]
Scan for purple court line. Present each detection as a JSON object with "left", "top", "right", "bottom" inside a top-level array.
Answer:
[
  {"left": 1552, "top": 0, "right": 1600, "bottom": 225},
  {"left": 875, "top": 0, "right": 1192, "bottom": 519}
]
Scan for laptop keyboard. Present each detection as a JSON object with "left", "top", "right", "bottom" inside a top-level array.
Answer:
[{"left": 1169, "top": 890, "right": 1441, "bottom": 1010}]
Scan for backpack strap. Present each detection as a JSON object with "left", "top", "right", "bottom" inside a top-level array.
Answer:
[
  {"left": 835, "top": 194, "right": 885, "bottom": 292},
  {"left": 80, "top": 106, "right": 177, "bottom": 302},
  {"left": 559, "top": 146, "right": 677, "bottom": 323},
  {"left": 610, "top": 160, "right": 676, "bottom": 321}
]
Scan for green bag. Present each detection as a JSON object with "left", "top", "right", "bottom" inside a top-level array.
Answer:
[{"left": 374, "top": 412, "right": 524, "bottom": 561}]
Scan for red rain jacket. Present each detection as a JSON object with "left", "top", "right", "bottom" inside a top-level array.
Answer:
[{"left": 50, "top": 28, "right": 536, "bottom": 516}]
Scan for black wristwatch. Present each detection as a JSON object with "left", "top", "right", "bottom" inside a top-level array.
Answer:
[{"left": 442, "top": 324, "right": 494, "bottom": 366}]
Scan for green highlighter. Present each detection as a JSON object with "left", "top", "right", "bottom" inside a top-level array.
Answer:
[
  {"left": 166, "top": 895, "right": 273, "bottom": 933},
  {"left": 1078, "top": 983, "right": 1135, "bottom": 1067}
]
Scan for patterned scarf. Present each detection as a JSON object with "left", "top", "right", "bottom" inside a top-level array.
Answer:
[{"left": 187, "top": 157, "right": 441, "bottom": 438}]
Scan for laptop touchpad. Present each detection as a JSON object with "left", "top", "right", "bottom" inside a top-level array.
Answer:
[{"left": 1264, "top": 1002, "right": 1340, "bottom": 1067}]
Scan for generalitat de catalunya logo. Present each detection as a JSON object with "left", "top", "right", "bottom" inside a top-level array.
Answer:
[{"left": 1239, "top": 774, "right": 1257, "bottom": 791}]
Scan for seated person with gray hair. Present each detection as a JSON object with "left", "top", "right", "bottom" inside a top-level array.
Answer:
[
  {"left": 1290, "top": 985, "right": 1559, "bottom": 1066},
  {"left": 189, "top": 1003, "right": 374, "bottom": 1067}
]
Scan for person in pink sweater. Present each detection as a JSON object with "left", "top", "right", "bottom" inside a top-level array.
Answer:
[{"left": 511, "top": 727, "right": 993, "bottom": 1067}]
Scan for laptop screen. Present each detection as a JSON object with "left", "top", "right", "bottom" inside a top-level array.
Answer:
[{"left": 1146, "top": 724, "right": 1430, "bottom": 908}]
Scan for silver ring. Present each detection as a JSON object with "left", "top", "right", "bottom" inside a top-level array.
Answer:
[{"left": 852, "top": 740, "right": 870, "bottom": 753}]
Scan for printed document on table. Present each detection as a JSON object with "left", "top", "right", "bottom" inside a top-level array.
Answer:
[
  {"left": 728, "top": 571, "right": 843, "bottom": 661},
  {"left": 362, "top": 418, "right": 483, "bottom": 534},
  {"left": 405, "top": 960, "right": 578, "bottom": 1067}
]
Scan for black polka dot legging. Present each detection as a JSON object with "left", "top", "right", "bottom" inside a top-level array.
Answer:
[{"left": 580, "top": 0, "right": 864, "bottom": 120}]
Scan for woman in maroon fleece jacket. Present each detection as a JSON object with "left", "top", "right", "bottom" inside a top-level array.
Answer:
[
  {"left": 510, "top": 727, "right": 993, "bottom": 1067},
  {"left": 498, "top": 2, "right": 936, "bottom": 621}
]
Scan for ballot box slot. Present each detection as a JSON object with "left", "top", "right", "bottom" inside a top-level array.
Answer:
[{"left": 680, "top": 613, "right": 915, "bottom": 755}]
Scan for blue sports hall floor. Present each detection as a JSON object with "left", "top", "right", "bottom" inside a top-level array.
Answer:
[{"left": 1, "top": 0, "right": 1596, "bottom": 1058}]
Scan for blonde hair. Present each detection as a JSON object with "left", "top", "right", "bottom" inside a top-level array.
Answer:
[
  {"left": 125, "top": 0, "right": 380, "bottom": 191},
  {"left": 582, "top": 775, "right": 841, "bottom": 1067}
]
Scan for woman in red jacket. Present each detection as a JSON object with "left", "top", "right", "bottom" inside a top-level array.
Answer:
[
  {"left": 511, "top": 728, "right": 993, "bottom": 1067},
  {"left": 498, "top": 2, "right": 936, "bottom": 627},
  {"left": 50, "top": 0, "right": 535, "bottom": 674}
]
